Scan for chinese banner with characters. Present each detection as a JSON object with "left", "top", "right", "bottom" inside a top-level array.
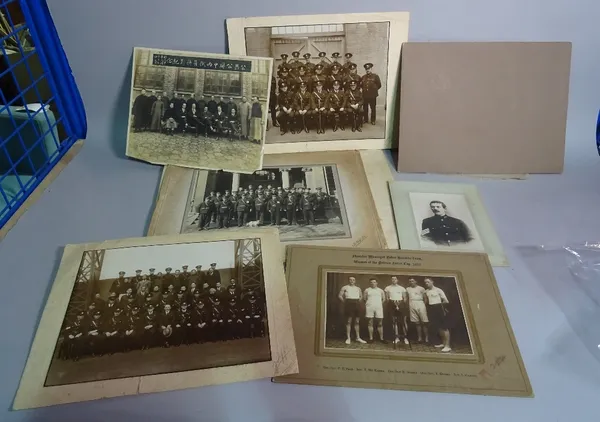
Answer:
[{"left": 152, "top": 54, "right": 252, "bottom": 72}]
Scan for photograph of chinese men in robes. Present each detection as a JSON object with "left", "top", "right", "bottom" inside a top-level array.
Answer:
[
  {"left": 45, "top": 239, "right": 270, "bottom": 386},
  {"left": 181, "top": 165, "right": 350, "bottom": 242},
  {"left": 128, "top": 48, "right": 271, "bottom": 173},
  {"left": 244, "top": 22, "right": 389, "bottom": 143},
  {"left": 325, "top": 273, "right": 474, "bottom": 356}
]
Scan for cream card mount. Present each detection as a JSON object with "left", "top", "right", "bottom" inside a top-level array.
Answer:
[
  {"left": 388, "top": 181, "right": 508, "bottom": 266},
  {"left": 275, "top": 245, "right": 531, "bottom": 397},
  {"left": 13, "top": 229, "right": 297, "bottom": 409},
  {"left": 226, "top": 12, "right": 410, "bottom": 154}
]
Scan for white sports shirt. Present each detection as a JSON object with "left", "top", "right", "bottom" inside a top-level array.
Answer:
[
  {"left": 407, "top": 285, "right": 426, "bottom": 301},
  {"left": 339, "top": 284, "right": 362, "bottom": 300},
  {"left": 364, "top": 287, "right": 385, "bottom": 306},
  {"left": 385, "top": 284, "right": 407, "bottom": 301},
  {"left": 424, "top": 287, "right": 448, "bottom": 305}
]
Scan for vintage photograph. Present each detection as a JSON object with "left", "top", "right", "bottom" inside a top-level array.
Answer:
[
  {"left": 409, "top": 192, "right": 486, "bottom": 252},
  {"left": 325, "top": 272, "right": 473, "bottom": 356},
  {"left": 227, "top": 13, "right": 409, "bottom": 152},
  {"left": 388, "top": 181, "right": 508, "bottom": 266},
  {"left": 45, "top": 239, "right": 270, "bottom": 387},
  {"left": 126, "top": 47, "right": 273, "bottom": 173},
  {"left": 276, "top": 245, "right": 532, "bottom": 397},
  {"left": 181, "top": 164, "right": 350, "bottom": 241},
  {"left": 147, "top": 151, "right": 388, "bottom": 252}
]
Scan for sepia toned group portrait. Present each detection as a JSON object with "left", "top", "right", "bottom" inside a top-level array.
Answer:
[
  {"left": 182, "top": 164, "right": 350, "bottom": 242},
  {"left": 242, "top": 21, "right": 390, "bottom": 144},
  {"left": 127, "top": 47, "right": 272, "bottom": 173},
  {"left": 45, "top": 240, "right": 270, "bottom": 387}
]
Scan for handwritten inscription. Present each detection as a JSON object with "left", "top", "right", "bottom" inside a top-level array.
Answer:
[
  {"left": 152, "top": 54, "right": 252, "bottom": 72},
  {"left": 352, "top": 253, "right": 423, "bottom": 267},
  {"left": 479, "top": 355, "right": 506, "bottom": 380}
]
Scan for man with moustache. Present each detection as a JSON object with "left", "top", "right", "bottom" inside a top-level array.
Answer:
[{"left": 421, "top": 200, "right": 473, "bottom": 246}]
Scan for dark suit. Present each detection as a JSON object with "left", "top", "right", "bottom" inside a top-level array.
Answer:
[{"left": 421, "top": 215, "right": 472, "bottom": 245}]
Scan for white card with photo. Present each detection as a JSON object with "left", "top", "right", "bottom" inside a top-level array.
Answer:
[
  {"left": 389, "top": 181, "right": 508, "bottom": 266},
  {"left": 226, "top": 12, "right": 410, "bottom": 154}
]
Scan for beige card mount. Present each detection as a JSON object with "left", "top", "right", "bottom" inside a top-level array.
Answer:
[
  {"left": 397, "top": 42, "right": 571, "bottom": 174},
  {"left": 227, "top": 12, "right": 410, "bottom": 154},
  {"left": 13, "top": 229, "right": 297, "bottom": 409},
  {"left": 275, "top": 245, "right": 532, "bottom": 397}
]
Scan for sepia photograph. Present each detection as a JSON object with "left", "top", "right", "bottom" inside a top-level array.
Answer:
[
  {"left": 409, "top": 192, "right": 486, "bottom": 252},
  {"left": 147, "top": 151, "right": 388, "bottom": 254},
  {"left": 277, "top": 245, "right": 532, "bottom": 397},
  {"left": 45, "top": 240, "right": 270, "bottom": 386},
  {"left": 126, "top": 47, "right": 273, "bottom": 173},
  {"left": 181, "top": 164, "right": 350, "bottom": 241},
  {"left": 389, "top": 181, "right": 508, "bottom": 266},
  {"left": 324, "top": 272, "right": 474, "bottom": 356},
  {"left": 227, "top": 13, "right": 409, "bottom": 153},
  {"left": 13, "top": 231, "right": 297, "bottom": 409}
]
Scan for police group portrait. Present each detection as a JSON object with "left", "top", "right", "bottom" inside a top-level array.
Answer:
[
  {"left": 337, "top": 276, "right": 455, "bottom": 353},
  {"left": 270, "top": 51, "right": 382, "bottom": 135},
  {"left": 131, "top": 90, "right": 265, "bottom": 143},
  {"left": 57, "top": 265, "right": 267, "bottom": 361},
  {"left": 195, "top": 183, "right": 343, "bottom": 229}
]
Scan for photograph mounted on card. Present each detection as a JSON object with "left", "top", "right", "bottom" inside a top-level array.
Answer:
[
  {"left": 226, "top": 12, "right": 409, "bottom": 154},
  {"left": 126, "top": 47, "right": 273, "bottom": 173},
  {"left": 275, "top": 245, "right": 532, "bottom": 397},
  {"left": 388, "top": 181, "right": 507, "bottom": 267},
  {"left": 13, "top": 230, "right": 296, "bottom": 409},
  {"left": 147, "top": 151, "right": 388, "bottom": 256}
]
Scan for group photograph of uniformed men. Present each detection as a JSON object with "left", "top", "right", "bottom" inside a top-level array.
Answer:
[
  {"left": 181, "top": 164, "right": 350, "bottom": 242},
  {"left": 243, "top": 22, "right": 389, "bottom": 143},
  {"left": 127, "top": 47, "right": 272, "bottom": 173},
  {"left": 45, "top": 240, "right": 271, "bottom": 386},
  {"left": 409, "top": 192, "right": 487, "bottom": 252},
  {"left": 324, "top": 273, "right": 474, "bottom": 356}
]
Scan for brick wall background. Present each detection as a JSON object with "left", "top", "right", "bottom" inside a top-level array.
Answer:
[
  {"left": 244, "top": 27, "right": 272, "bottom": 57},
  {"left": 344, "top": 22, "right": 389, "bottom": 98}
]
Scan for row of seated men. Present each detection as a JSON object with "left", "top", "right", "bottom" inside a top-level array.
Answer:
[
  {"left": 196, "top": 184, "right": 343, "bottom": 228},
  {"left": 58, "top": 289, "right": 266, "bottom": 361},
  {"left": 275, "top": 79, "right": 364, "bottom": 134},
  {"left": 160, "top": 102, "right": 245, "bottom": 140},
  {"left": 133, "top": 91, "right": 240, "bottom": 132}
]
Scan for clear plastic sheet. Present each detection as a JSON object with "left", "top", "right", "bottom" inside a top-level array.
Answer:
[{"left": 518, "top": 242, "right": 600, "bottom": 361}]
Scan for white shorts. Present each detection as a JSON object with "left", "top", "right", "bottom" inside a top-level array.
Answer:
[
  {"left": 365, "top": 303, "right": 383, "bottom": 319},
  {"left": 409, "top": 301, "right": 428, "bottom": 323}
]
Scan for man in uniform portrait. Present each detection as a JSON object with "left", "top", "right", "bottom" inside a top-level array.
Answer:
[
  {"left": 288, "top": 51, "right": 302, "bottom": 76},
  {"left": 343, "top": 79, "right": 363, "bottom": 132},
  {"left": 303, "top": 52, "right": 315, "bottom": 76},
  {"left": 311, "top": 79, "right": 328, "bottom": 134},
  {"left": 338, "top": 276, "right": 366, "bottom": 345},
  {"left": 342, "top": 52, "right": 355, "bottom": 76},
  {"left": 361, "top": 63, "right": 382, "bottom": 125},
  {"left": 421, "top": 200, "right": 473, "bottom": 246},
  {"left": 293, "top": 81, "right": 313, "bottom": 134},
  {"left": 277, "top": 53, "right": 289, "bottom": 77},
  {"left": 317, "top": 51, "right": 329, "bottom": 74}
]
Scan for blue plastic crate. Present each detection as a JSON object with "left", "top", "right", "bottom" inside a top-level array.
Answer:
[{"left": 0, "top": 0, "right": 86, "bottom": 229}]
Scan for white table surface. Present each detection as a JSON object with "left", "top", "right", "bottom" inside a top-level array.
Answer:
[{"left": 1, "top": 0, "right": 600, "bottom": 421}]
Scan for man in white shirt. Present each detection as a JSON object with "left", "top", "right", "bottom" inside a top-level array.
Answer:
[
  {"left": 406, "top": 278, "right": 429, "bottom": 344},
  {"left": 384, "top": 276, "right": 409, "bottom": 345},
  {"left": 363, "top": 278, "right": 386, "bottom": 343},
  {"left": 338, "top": 276, "right": 366, "bottom": 345},
  {"left": 424, "top": 278, "right": 451, "bottom": 352}
]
